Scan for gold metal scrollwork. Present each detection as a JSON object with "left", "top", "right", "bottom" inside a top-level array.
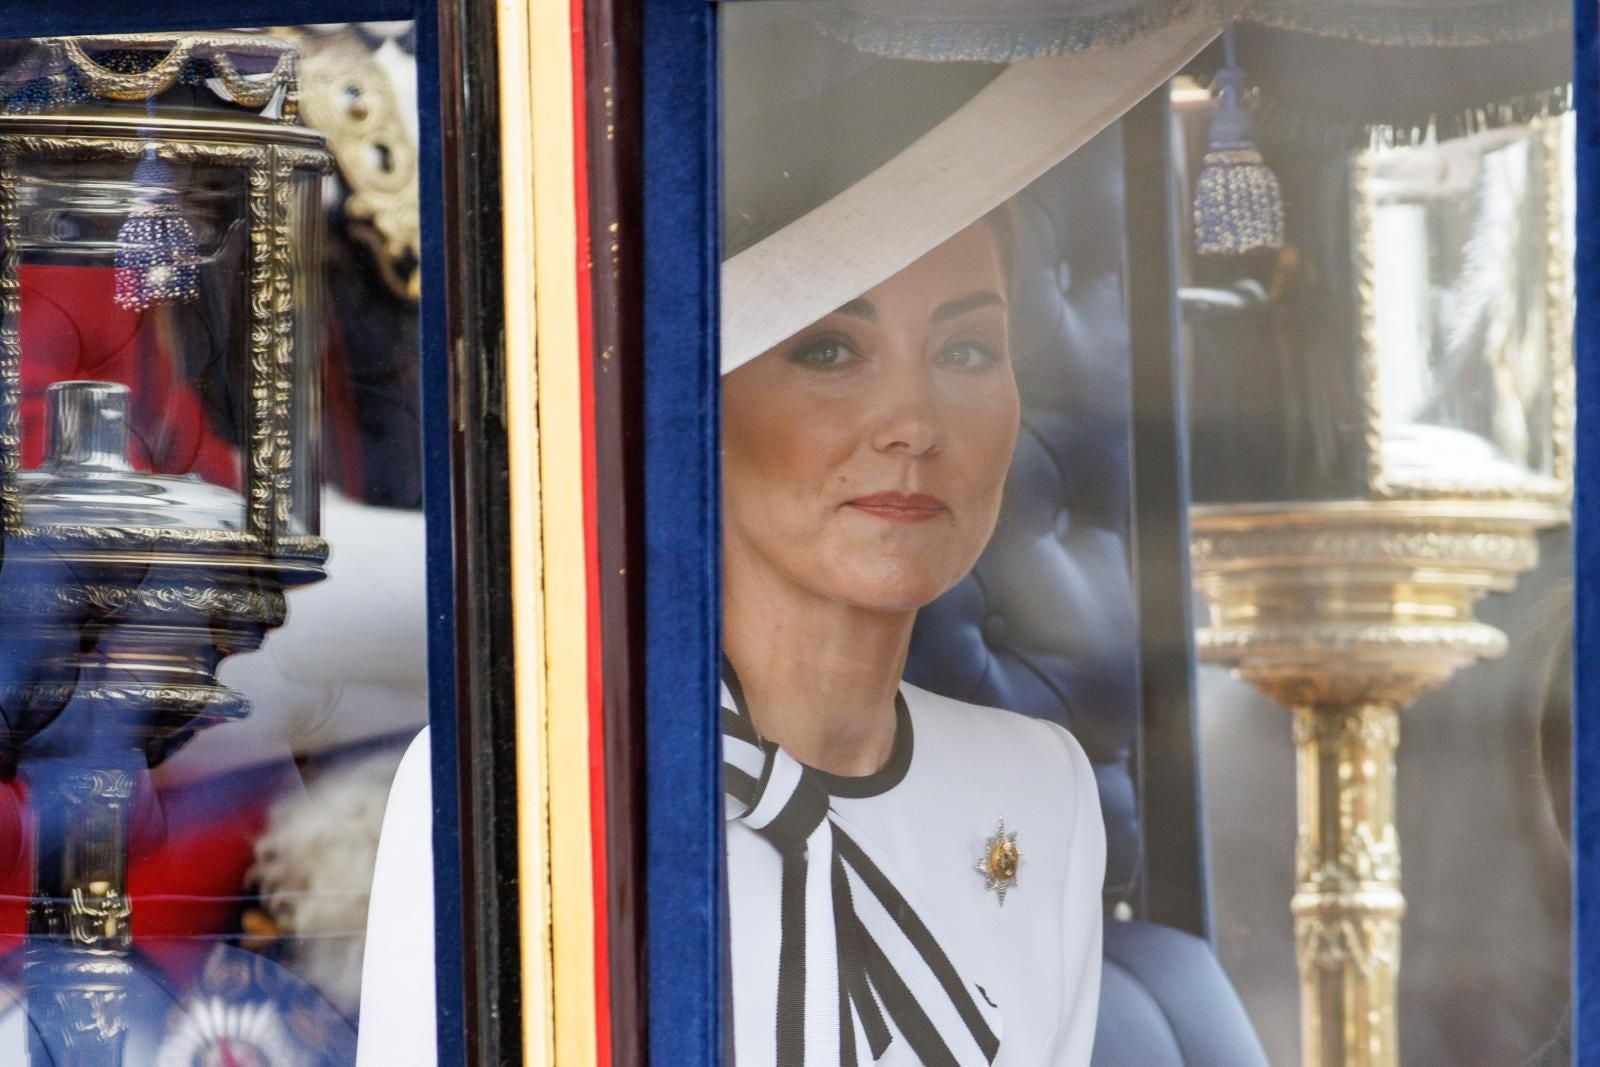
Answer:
[
  {"left": 0, "top": 684, "right": 248, "bottom": 715},
  {"left": 247, "top": 152, "right": 279, "bottom": 542},
  {"left": 0, "top": 40, "right": 335, "bottom": 1061},
  {"left": 270, "top": 147, "right": 298, "bottom": 539},
  {"left": 0, "top": 152, "right": 20, "bottom": 530},
  {"left": 1294, "top": 915, "right": 1401, "bottom": 978},
  {"left": 58, "top": 34, "right": 300, "bottom": 119},
  {"left": 0, "top": 582, "right": 287, "bottom": 625},
  {"left": 68, "top": 886, "right": 133, "bottom": 946}
]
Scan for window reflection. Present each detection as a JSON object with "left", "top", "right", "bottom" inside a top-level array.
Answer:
[
  {"left": 722, "top": 3, "right": 1575, "bottom": 1066},
  {"left": 0, "top": 24, "right": 425, "bottom": 1065},
  {"left": 1363, "top": 115, "right": 1573, "bottom": 499}
]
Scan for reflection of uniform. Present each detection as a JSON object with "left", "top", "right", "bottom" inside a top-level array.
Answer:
[{"left": 726, "top": 682, "right": 1104, "bottom": 1065}]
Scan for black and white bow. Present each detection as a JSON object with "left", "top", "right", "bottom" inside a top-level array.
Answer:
[{"left": 722, "top": 662, "right": 1003, "bottom": 1066}]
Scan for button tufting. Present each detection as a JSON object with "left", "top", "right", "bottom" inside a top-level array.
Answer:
[{"left": 905, "top": 134, "right": 1144, "bottom": 930}]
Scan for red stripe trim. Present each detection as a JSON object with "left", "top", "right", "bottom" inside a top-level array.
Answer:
[{"left": 568, "top": 0, "right": 612, "bottom": 1060}]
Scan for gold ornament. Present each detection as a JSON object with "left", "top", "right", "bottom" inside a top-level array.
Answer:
[{"left": 975, "top": 818, "right": 1021, "bottom": 906}]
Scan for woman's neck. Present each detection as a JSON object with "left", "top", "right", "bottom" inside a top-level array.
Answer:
[{"left": 723, "top": 564, "right": 911, "bottom": 778}]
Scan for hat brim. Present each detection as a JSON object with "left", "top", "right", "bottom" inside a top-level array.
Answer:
[{"left": 720, "top": 7, "right": 1220, "bottom": 374}]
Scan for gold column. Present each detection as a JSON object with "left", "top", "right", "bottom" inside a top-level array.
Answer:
[
  {"left": 1190, "top": 500, "right": 1562, "bottom": 1067},
  {"left": 1291, "top": 702, "right": 1402, "bottom": 1065}
]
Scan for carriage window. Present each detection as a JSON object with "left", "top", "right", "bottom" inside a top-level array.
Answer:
[
  {"left": 0, "top": 24, "right": 429, "bottom": 1063},
  {"left": 718, "top": 3, "right": 1574, "bottom": 1065}
]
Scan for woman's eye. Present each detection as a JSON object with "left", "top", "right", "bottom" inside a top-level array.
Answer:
[
  {"left": 936, "top": 340, "right": 998, "bottom": 371},
  {"left": 787, "top": 337, "right": 856, "bottom": 368}
]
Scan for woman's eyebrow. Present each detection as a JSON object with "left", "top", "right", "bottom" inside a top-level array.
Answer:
[
  {"left": 833, "top": 298, "right": 876, "bottom": 320},
  {"left": 931, "top": 291, "right": 1006, "bottom": 322}
]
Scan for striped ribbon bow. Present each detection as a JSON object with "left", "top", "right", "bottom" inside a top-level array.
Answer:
[{"left": 722, "top": 663, "right": 1003, "bottom": 1066}]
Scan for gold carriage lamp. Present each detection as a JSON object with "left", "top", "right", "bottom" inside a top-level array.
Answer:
[
  {"left": 1187, "top": 117, "right": 1572, "bottom": 1067},
  {"left": 0, "top": 31, "right": 330, "bottom": 1064}
]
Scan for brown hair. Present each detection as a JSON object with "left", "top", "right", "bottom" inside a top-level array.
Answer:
[{"left": 981, "top": 201, "right": 1020, "bottom": 296}]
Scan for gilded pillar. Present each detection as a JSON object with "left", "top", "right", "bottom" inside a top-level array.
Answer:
[
  {"left": 1291, "top": 703, "right": 1402, "bottom": 1065},
  {"left": 1190, "top": 501, "right": 1562, "bottom": 1067}
]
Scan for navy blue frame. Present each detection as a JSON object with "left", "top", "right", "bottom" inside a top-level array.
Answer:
[
  {"left": 1573, "top": 0, "right": 1597, "bottom": 1058},
  {"left": 0, "top": 3, "right": 473, "bottom": 1065},
  {"left": 640, "top": 1, "right": 723, "bottom": 1062},
  {"left": 1122, "top": 88, "right": 1213, "bottom": 941}
]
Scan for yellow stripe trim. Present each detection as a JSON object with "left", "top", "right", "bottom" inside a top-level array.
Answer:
[
  {"left": 498, "top": 0, "right": 560, "bottom": 1062},
  {"left": 528, "top": 0, "right": 602, "bottom": 1062}
]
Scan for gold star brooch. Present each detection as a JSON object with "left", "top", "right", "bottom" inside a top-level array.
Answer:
[{"left": 975, "top": 817, "right": 1021, "bottom": 906}]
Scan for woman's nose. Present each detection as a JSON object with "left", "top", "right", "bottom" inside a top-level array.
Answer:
[{"left": 867, "top": 361, "right": 942, "bottom": 457}]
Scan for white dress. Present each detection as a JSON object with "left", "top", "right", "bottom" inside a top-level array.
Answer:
[
  {"left": 727, "top": 682, "right": 1105, "bottom": 1066},
  {"left": 355, "top": 727, "right": 437, "bottom": 1066}
]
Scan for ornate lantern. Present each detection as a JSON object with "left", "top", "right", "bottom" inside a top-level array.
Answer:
[
  {"left": 1186, "top": 116, "right": 1573, "bottom": 1066},
  {"left": 0, "top": 32, "right": 330, "bottom": 1063}
]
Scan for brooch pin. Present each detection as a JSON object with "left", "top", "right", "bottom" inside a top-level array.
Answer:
[{"left": 976, "top": 817, "right": 1021, "bottom": 906}]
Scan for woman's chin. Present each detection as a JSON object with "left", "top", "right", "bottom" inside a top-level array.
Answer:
[{"left": 824, "top": 566, "right": 955, "bottom": 615}]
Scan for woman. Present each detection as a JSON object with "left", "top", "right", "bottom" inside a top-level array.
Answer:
[
  {"left": 719, "top": 210, "right": 1103, "bottom": 1066},
  {"left": 717, "top": 5, "right": 1221, "bottom": 1062}
]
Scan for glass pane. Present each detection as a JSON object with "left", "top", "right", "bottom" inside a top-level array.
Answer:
[
  {"left": 0, "top": 24, "right": 428, "bottom": 1065},
  {"left": 718, "top": 3, "right": 1574, "bottom": 1065},
  {"left": 1364, "top": 117, "right": 1571, "bottom": 497},
  {"left": 12, "top": 154, "right": 251, "bottom": 529}
]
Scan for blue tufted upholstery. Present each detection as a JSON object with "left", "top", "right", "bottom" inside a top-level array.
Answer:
[
  {"left": 1095, "top": 923, "right": 1270, "bottom": 1065},
  {"left": 905, "top": 124, "right": 1267, "bottom": 1066},
  {"left": 907, "top": 125, "right": 1142, "bottom": 904}
]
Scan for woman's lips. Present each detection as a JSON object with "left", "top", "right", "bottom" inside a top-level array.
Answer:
[{"left": 844, "top": 492, "right": 948, "bottom": 523}]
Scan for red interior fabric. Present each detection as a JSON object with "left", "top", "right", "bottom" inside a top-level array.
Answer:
[{"left": 18, "top": 263, "right": 240, "bottom": 488}]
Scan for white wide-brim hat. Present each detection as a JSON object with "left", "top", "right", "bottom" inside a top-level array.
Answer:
[{"left": 720, "top": 1, "right": 1221, "bottom": 374}]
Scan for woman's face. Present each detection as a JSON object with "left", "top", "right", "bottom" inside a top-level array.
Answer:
[{"left": 722, "top": 222, "right": 1020, "bottom": 615}]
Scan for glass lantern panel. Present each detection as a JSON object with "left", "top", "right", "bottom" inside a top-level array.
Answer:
[
  {"left": 9, "top": 154, "right": 251, "bottom": 531},
  {"left": 1364, "top": 117, "right": 1572, "bottom": 497}
]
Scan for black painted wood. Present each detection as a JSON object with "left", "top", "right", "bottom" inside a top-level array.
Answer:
[
  {"left": 436, "top": 0, "right": 522, "bottom": 1062},
  {"left": 1122, "top": 87, "right": 1213, "bottom": 943},
  {"left": 638, "top": 0, "right": 724, "bottom": 1062},
  {"left": 586, "top": 0, "right": 649, "bottom": 1060}
]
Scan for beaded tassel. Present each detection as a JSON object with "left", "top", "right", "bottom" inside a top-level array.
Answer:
[
  {"left": 114, "top": 151, "right": 199, "bottom": 311},
  {"left": 1193, "top": 10, "right": 1284, "bottom": 256}
]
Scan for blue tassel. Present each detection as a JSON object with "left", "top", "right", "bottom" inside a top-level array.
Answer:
[
  {"left": 1193, "top": 24, "right": 1285, "bottom": 257},
  {"left": 114, "top": 150, "right": 199, "bottom": 311}
]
